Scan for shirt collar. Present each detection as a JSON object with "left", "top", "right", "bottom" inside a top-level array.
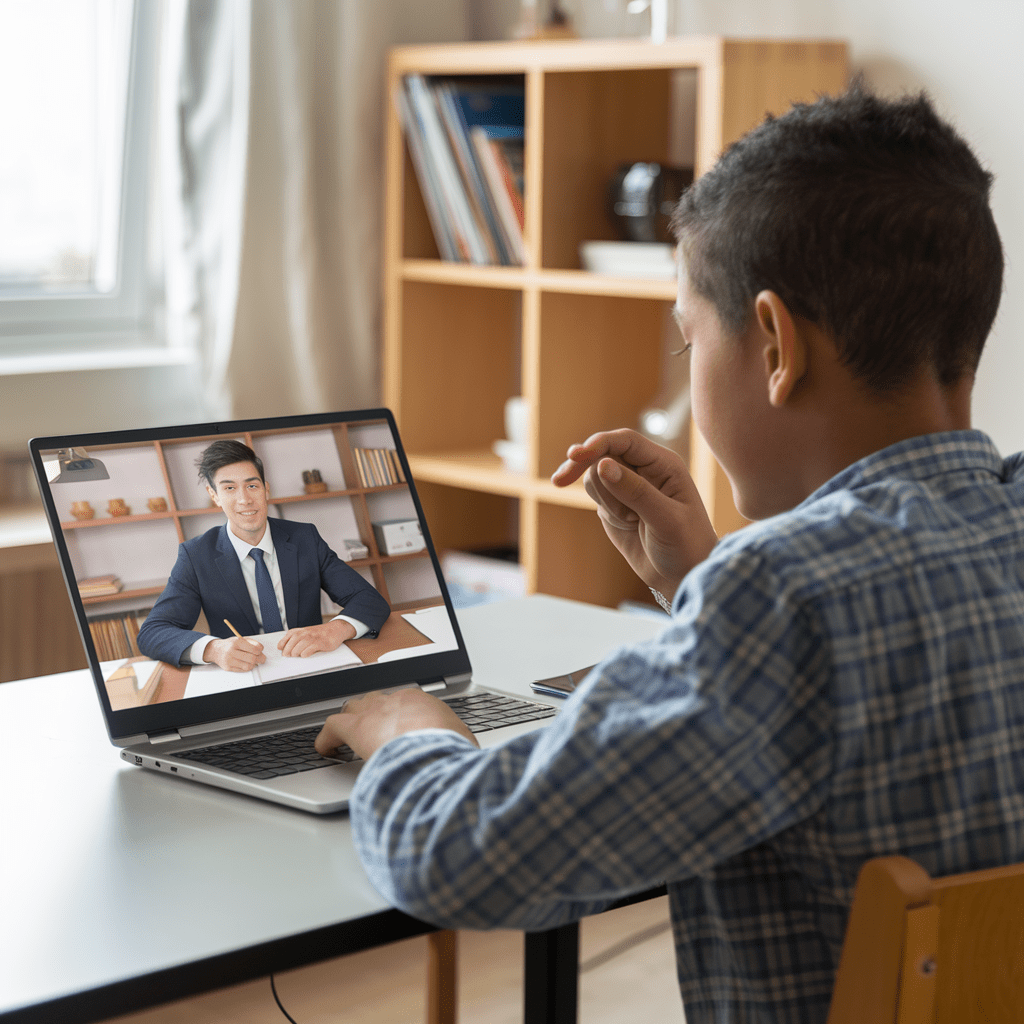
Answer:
[
  {"left": 224, "top": 522, "right": 275, "bottom": 563},
  {"left": 798, "top": 430, "right": 1007, "bottom": 510}
]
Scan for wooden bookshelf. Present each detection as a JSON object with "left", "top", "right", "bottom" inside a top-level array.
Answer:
[{"left": 383, "top": 37, "right": 848, "bottom": 608}]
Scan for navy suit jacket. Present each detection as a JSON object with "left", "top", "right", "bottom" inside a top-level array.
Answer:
[{"left": 136, "top": 518, "right": 390, "bottom": 667}]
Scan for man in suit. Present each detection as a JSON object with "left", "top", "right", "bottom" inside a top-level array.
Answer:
[{"left": 137, "top": 439, "right": 390, "bottom": 672}]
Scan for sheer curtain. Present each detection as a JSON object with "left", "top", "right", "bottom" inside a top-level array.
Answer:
[{"left": 161, "top": 0, "right": 469, "bottom": 420}]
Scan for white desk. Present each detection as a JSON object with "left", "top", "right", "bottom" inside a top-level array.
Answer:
[{"left": 0, "top": 595, "right": 664, "bottom": 1024}]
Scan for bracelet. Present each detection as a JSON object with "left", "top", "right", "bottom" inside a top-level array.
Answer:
[{"left": 649, "top": 588, "right": 673, "bottom": 614}]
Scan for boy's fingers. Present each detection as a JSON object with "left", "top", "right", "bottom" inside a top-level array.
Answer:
[{"left": 596, "top": 457, "right": 675, "bottom": 527}]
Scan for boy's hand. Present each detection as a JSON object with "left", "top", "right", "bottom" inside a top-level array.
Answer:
[
  {"left": 315, "top": 689, "right": 478, "bottom": 762},
  {"left": 551, "top": 428, "right": 718, "bottom": 596}
]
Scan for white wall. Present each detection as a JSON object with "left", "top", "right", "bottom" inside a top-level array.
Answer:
[{"left": 470, "top": 0, "right": 1024, "bottom": 455}]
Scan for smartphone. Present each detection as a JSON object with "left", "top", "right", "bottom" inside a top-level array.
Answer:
[{"left": 529, "top": 665, "right": 596, "bottom": 699}]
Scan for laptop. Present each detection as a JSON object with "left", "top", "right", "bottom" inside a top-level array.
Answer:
[{"left": 29, "top": 408, "right": 557, "bottom": 814}]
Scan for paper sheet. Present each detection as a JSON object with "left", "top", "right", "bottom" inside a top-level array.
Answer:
[
  {"left": 401, "top": 606, "right": 457, "bottom": 649},
  {"left": 184, "top": 629, "right": 362, "bottom": 697}
]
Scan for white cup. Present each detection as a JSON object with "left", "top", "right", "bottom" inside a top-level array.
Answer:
[{"left": 504, "top": 396, "right": 528, "bottom": 444}]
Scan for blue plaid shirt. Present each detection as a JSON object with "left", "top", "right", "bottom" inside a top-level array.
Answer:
[{"left": 350, "top": 431, "right": 1024, "bottom": 1024}]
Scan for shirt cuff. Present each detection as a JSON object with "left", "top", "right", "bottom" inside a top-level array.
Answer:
[
  {"left": 186, "top": 635, "right": 215, "bottom": 665},
  {"left": 332, "top": 614, "right": 369, "bottom": 639}
]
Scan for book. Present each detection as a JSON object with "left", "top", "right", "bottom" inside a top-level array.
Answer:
[
  {"left": 352, "top": 447, "right": 404, "bottom": 488},
  {"left": 491, "top": 137, "right": 525, "bottom": 229},
  {"left": 396, "top": 83, "right": 459, "bottom": 261},
  {"left": 402, "top": 75, "right": 491, "bottom": 264},
  {"left": 341, "top": 538, "right": 369, "bottom": 562},
  {"left": 79, "top": 574, "right": 123, "bottom": 596},
  {"left": 448, "top": 79, "right": 525, "bottom": 140},
  {"left": 471, "top": 127, "right": 527, "bottom": 264},
  {"left": 184, "top": 629, "right": 363, "bottom": 698},
  {"left": 88, "top": 607, "right": 152, "bottom": 661},
  {"left": 398, "top": 75, "right": 526, "bottom": 266},
  {"left": 435, "top": 81, "right": 504, "bottom": 265}
]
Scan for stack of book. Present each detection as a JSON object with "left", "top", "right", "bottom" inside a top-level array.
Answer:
[
  {"left": 399, "top": 74, "right": 525, "bottom": 266},
  {"left": 352, "top": 447, "right": 406, "bottom": 488},
  {"left": 341, "top": 538, "right": 369, "bottom": 562},
  {"left": 78, "top": 574, "right": 123, "bottom": 597},
  {"left": 88, "top": 608, "right": 151, "bottom": 662}
]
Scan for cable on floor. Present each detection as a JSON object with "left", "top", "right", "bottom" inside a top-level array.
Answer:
[
  {"left": 270, "top": 974, "right": 300, "bottom": 1023},
  {"left": 579, "top": 919, "right": 674, "bottom": 974},
  {"left": 268, "top": 919, "right": 674, "bottom": 1019}
]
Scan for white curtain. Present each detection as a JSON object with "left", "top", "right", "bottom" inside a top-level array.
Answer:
[{"left": 161, "top": 0, "right": 469, "bottom": 421}]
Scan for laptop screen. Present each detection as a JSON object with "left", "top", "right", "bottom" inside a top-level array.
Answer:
[{"left": 29, "top": 409, "right": 470, "bottom": 743}]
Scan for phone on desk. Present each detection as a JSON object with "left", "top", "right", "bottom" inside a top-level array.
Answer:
[{"left": 529, "top": 665, "right": 596, "bottom": 699}]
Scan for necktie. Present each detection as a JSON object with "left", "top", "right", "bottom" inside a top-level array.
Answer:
[{"left": 249, "top": 548, "right": 283, "bottom": 633}]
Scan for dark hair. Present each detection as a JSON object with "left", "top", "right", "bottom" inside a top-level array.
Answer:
[
  {"left": 197, "top": 439, "right": 265, "bottom": 489},
  {"left": 672, "top": 84, "right": 1004, "bottom": 391}
]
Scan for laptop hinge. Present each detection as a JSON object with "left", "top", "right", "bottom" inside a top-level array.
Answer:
[
  {"left": 420, "top": 680, "right": 446, "bottom": 693},
  {"left": 149, "top": 730, "right": 182, "bottom": 745},
  {"left": 444, "top": 672, "right": 471, "bottom": 686}
]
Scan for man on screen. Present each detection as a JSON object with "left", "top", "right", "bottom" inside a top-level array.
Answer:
[{"left": 137, "top": 440, "right": 390, "bottom": 672}]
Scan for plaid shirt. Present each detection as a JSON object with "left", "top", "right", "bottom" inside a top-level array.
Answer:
[{"left": 350, "top": 431, "right": 1024, "bottom": 1024}]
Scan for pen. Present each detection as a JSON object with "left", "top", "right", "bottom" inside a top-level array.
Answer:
[{"left": 224, "top": 619, "right": 244, "bottom": 639}]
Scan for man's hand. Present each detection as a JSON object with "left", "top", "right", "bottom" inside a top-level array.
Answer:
[
  {"left": 551, "top": 428, "right": 718, "bottom": 595},
  {"left": 204, "top": 636, "right": 266, "bottom": 672},
  {"left": 278, "top": 619, "right": 356, "bottom": 658},
  {"left": 315, "top": 689, "right": 478, "bottom": 762}
]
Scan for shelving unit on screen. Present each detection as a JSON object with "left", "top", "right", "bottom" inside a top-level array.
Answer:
[
  {"left": 383, "top": 37, "right": 848, "bottom": 608},
  {"left": 43, "top": 419, "right": 443, "bottom": 662}
]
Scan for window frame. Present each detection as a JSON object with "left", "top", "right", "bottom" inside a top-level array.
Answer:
[{"left": 0, "top": 0, "right": 189, "bottom": 375}]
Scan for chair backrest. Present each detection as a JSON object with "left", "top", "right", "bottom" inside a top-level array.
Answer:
[{"left": 827, "top": 855, "right": 1024, "bottom": 1024}]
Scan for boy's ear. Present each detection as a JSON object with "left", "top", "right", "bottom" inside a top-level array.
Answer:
[{"left": 755, "top": 290, "right": 807, "bottom": 407}]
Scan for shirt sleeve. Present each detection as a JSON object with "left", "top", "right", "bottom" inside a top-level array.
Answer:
[{"left": 349, "top": 546, "right": 836, "bottom": 932}]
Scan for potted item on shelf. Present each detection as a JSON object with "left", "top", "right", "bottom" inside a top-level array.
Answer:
[
  {"left": 70, "top": 501, "right": 95, "bottom": 520},
  {"left": 302, "top": 469, "right": 328, "bottom": 494},
  {"left": 107, "top": 498, "right": 131, "bottom": 517},
  {"left": 147, "top": 497, "right": 168, "bottom": 512}
]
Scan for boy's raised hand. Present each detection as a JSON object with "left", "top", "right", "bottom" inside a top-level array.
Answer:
[{"left": 551, "top": 429, "right": 718, "bottom": 597}]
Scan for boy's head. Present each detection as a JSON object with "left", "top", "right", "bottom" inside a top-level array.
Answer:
[{"left": 672, "top": 85, "right": 1003, "bottom": 393}]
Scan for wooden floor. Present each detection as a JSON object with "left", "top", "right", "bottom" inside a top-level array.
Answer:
[{"left": 107, "top": 896, "right": 686, "bottom": 1024}]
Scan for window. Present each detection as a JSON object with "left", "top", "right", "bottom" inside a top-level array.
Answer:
[{"left": 0, "top": 0, "right": 181, "bottom": 372}]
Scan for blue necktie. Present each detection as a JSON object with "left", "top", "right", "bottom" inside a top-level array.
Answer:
[{"left": 249, "top": 548, "right": 283, "bottom": 633}]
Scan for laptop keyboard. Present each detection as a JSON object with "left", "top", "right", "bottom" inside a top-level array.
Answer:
[{"left": 181, "top": 693, "right": 558, "bottom": 780}]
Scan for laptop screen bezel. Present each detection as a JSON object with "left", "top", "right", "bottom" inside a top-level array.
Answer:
[{"left": 28, "top": 408, "right": 472, "bottom": 743}]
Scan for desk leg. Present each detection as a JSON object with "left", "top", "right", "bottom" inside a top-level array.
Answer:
[
  {"left": 427, "top": 930, "right": 457, "bottom": 1024},
  {"left": 523, "top": 923, "right": 579, "bottom": 1024}
]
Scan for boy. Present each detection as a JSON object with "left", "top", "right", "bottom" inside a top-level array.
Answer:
[{"left": 316, "top": 87, "right": 1023, "bottom": 1023}]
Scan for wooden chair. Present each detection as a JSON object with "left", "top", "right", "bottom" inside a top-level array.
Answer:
[{"left": 828, "top": 855, "right": 1024, "bottom": 1023}]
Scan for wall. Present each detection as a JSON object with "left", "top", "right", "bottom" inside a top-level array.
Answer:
[{"left": 470, "top": 0, "right": 1024, "bottom": 456}]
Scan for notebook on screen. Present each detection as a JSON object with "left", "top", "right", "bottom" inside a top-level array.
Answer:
[{"left": 29, "top": 408, "right": 555, "bottom": 814}]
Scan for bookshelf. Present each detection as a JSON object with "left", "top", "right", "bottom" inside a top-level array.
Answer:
[{"left": 383, "top": 37, "right": 848, "bottom": 608}]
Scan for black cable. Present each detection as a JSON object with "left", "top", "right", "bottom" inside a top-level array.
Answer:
[
  {"left": 270, "top": 974, "right": 300, "bottom": 1024},
  {"left": 579, "top": 919, "right": 673, "bottom": 974}
]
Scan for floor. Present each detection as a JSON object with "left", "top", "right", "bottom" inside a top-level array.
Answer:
[{"left": 107, "top": 896, "right": 686, "bottom": 1024}]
